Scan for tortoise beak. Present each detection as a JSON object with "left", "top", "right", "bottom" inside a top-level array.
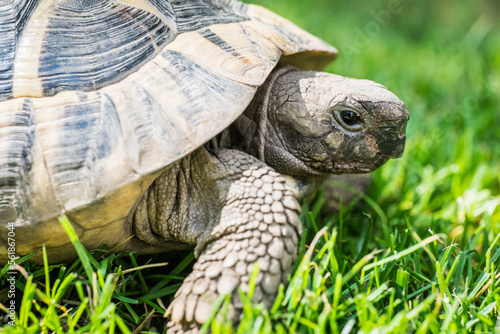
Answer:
[{"left": 375, "top": 105, "right": 409, "bottom": 159}]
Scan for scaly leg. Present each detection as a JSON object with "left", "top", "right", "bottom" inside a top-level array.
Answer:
[{"left": 166, "top": 150, "right": 302, "bottom": 333}]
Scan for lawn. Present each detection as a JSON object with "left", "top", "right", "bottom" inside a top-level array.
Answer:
[{"left": 1, "top": 0, "right": 500, "bottom": 333}]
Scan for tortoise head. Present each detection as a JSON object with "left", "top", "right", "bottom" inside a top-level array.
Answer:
[{"left": 262, "top": 68, "right": 409, "bottom": 176}]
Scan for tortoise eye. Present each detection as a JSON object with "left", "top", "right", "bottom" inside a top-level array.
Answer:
[
  {"left": 340, "top": 110, "right": 360, "bottom": 126},
  {"left": 333, "top": 107, "right": 364, "bottom": 131}
]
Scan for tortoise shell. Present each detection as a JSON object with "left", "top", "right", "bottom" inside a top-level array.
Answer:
[{"left": 0, "top": 0, "right": 336, "bottom": 261}]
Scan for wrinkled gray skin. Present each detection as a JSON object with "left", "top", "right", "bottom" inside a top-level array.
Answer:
[{"left": 133, "top": 67, "right": 409, "bottom": 333}]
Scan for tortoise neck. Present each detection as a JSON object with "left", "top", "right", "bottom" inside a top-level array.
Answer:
[
  {"left": 253, "top": 66, "right": 298, "bottom": 163},
  {"left": 228, "top": 67, "right": 327, "bottom": 180},
  {"left": 225, "top": 66, "right": 298, "bottom": 161}
]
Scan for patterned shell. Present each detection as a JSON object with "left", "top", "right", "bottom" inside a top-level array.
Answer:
[{"left": 0, "top": 0, "right": 337, "bottom": 258}]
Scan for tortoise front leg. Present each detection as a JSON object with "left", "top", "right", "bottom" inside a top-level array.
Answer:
[{"left": 165, "top": 150, "right": 302, "bottom": 333}]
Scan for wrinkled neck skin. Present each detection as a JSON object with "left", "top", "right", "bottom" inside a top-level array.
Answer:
[{"left": 224, "top": 67, "right": 327, "bottom": 201}]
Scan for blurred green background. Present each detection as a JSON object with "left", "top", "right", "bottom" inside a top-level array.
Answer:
[{"left": 245, "top": 0, "right": 500, "bottom": 240}]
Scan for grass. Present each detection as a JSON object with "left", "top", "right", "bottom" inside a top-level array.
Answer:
[{"left": 1, "top": 0, "right": 499, "bottom": 332}]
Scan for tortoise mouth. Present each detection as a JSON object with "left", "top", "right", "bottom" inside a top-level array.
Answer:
[{"left": 306, "top": 155, "right": 389, "bottom": 174}]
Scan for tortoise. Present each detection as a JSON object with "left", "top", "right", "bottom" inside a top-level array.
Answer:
[{"left": 0, "top": 0, "right": 409, "bottom": 332}]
